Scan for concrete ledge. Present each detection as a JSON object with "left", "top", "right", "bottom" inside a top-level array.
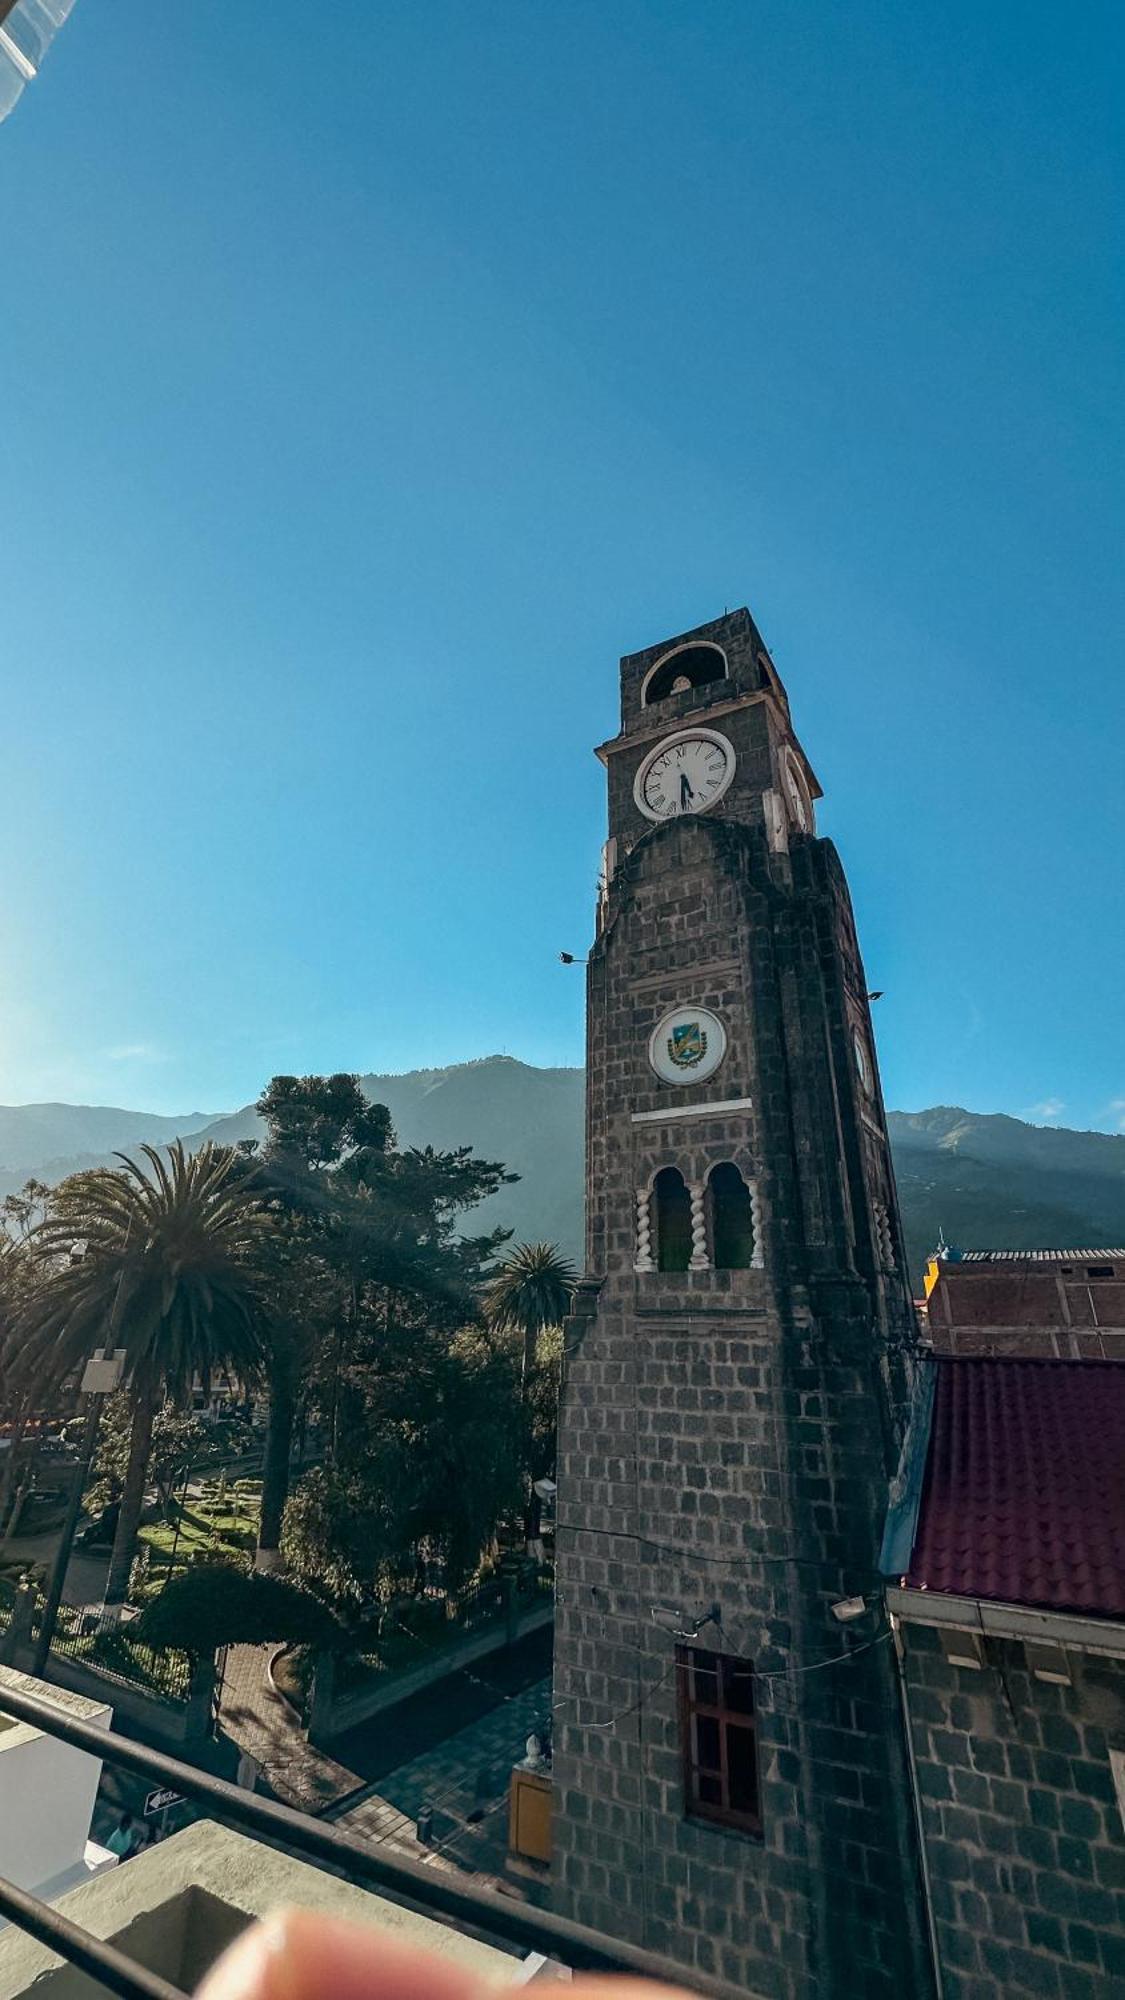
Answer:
[{"left": 0, "top": 1821, "right": 520, "bottom": 1996}]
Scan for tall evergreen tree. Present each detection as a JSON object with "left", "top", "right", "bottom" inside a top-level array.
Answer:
[{"left": 250, "top": 1073, "right": 515, "bottom": 1571}]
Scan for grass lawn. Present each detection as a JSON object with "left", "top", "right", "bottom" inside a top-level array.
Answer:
[{"left": 137, "top": 1496, "right": 259, "bottom": 1583}]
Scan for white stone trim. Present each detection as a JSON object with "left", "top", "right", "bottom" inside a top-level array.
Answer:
[
  {"left": 874, "top": 1199, "right": 895, "bottom": 1271},
  {"left": 763, "top": 788, "right": 788, "bottom": 853},
  {"left": 631, "top": 1096, "right": 754, "bottom": 1124}
]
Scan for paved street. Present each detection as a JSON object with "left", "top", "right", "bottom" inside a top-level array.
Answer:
[
  {"left": 332, "top": 1675, "right": 552, "bottom": 1895},
  {"left": 3, "top": 1530, "right": 111, "bottom": 1609},
  {"left": 215, "top": 1630, "right": 552, "bottom": 1898},
  {"left": 329, "top": 1624, "right": 553, "bottom": 1781}
]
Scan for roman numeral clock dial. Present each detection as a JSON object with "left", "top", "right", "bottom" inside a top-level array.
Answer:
[{"left": 633, "top": 728, "right": 736, "bottom": 822}]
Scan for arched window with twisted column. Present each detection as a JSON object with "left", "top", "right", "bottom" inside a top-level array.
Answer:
[
  {"left": 652, "top": 1167, "right": 693, "bottom": 1272},
  {"left": 708, "top": 1162, "right": 758, "bottom": 1270}
]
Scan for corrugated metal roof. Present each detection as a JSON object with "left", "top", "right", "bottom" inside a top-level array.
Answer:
[
  {"left": 949, "top": 1249, "right": 1125, "bottom": 1264},
  {"left": 904, "top": 1358, "right": 1125, "bottom": 1619}
]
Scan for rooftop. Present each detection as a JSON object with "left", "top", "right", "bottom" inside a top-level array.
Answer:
[
  {"left": 0, "top": 1821, "right": 512, "bottom": 1998},
  {"left": 902, "top": 1358, "right": 1125, "bottom": 1619}
]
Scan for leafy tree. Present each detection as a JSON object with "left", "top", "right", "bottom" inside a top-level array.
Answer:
[
  {"left": 281, "top": 1319, "right": 526, "bottom": 1612},
  {"left": 82, "top": 1394, "right": 207, "bottom": 1521},
  {"left": 0, "top": 1183, "right": 63, "bottom": 1536},
  {"left": 281, "top": 1461, "right": 406, "bottom": 1613},
  {"left": 254, "top": 1073, "right": 391, "bottom": 1180},
  {"left": 250, "top": 1074, "right": 515, "bottom": 1571},
  {"left": 138, "top": 1562, "right": 342, "bottom": 1657},
  {"left": 13, "top": 1142, "right": 269, "bottom": 1607},
  {"left": 249, "top": 1073, "right": 394, "bottom": 1566}
]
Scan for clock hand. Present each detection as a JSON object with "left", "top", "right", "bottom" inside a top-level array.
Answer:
[{"left": 680, "top": 773, "right": 694, "bottom": 806}]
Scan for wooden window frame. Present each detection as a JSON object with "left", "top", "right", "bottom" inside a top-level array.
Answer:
[{"left": 676, "top": 1643, "right": 762, "bottom": 1836}]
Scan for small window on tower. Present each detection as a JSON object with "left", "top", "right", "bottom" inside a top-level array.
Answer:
[
  {"left": 1086, "top": 1265, "right": 1115, "bottom": 1279},
  {"left": 677, "top": 1645, "right": 761, "bottom": 1834},
  {"left": 708, "top": 1163, "right": 755, "bottom": 1269},
  {"left": 653, "top": 1167, "right": 693, "bottom": 1272}
]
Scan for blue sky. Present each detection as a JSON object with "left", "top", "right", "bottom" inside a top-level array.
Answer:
[{"left": 0, "top": 1, "right": 1122, "bottom": 1129}]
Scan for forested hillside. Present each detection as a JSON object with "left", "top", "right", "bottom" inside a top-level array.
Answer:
[{"left": 5, "top": 1064, "right": 1125, "bottom": 1283}]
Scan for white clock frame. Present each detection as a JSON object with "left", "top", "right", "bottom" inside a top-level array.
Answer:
[{"left": 633, "top": 728, "right": 737, "bottom": 824}]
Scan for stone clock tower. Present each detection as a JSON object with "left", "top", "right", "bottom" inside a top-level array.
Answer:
[{"left": 551, "top": 610, "right": 931, "bottom": 1997}]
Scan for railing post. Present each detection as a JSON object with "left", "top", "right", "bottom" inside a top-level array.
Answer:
[
  {"left": 0, "top": 1584, "right": 35, "bottom": 1666},
  {"left": 185, "top": 1654, "right": 217, "bottom": 1744}
]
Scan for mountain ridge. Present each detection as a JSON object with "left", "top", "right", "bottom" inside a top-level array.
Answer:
[{"left": 3, "top": 1060, "right": 1124, "bottom": 1282}]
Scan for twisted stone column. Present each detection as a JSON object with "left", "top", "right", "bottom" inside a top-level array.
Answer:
[
  {"left": 634, "top": 1187, "right": 655, "bottom": 1271},
  {"left": 689, "top": 1181, "right": 710, "bottom": 1269},
  {"left": 749, "top": 1178, "right": 765, "bottom": 1269}
]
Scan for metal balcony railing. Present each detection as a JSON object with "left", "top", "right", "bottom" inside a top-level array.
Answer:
[{"left": 0, "top": 1678, "right": 690, "bottom": 2000}]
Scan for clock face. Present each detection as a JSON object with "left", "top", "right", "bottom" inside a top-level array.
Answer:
[
  {"left": 782, "top": 748, "right": 812, "bottom": 832},
  {"left": 853, "top": 1028, "right": 872, "bottom": 1094},
  {"left": 634, "top": 729, "right": 736, "bottom": 823}
]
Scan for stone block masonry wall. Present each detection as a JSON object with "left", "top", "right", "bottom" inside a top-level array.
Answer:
[
  {"left": 901, "top": 1622, "right": 1125, "bottom": 1997},
  {"left": 559, "top": 614, "right": 931, "bottom": 1996},
  {"left": 553, "top": 1294, "right": 932, "bottom": 1999}
]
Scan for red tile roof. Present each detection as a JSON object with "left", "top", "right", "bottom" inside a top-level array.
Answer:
[{"left": 906, "top": 1359, "right": 1125, "bottom": 1620}]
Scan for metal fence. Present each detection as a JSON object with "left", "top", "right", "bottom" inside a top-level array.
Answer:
[
  {"left": 0, "top": 1583, "right": 193, "bottom": 1707},
  {"left": 48, "top": 1610, "right": 193, "bottom": 1704},
  {"left": 455, "top": 1557, "right": 553, "bottom": 1631}
]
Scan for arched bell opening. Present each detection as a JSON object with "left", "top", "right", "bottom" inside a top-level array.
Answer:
[
  {"left": 642, "top": 642, "right": 727, "bottom": 707},
  {"left": 653, "top": 1166, "right": 693, "bottom": 1273},
  {"left": 708, "top": 1162, "right": 756, "bottom": 1270}
]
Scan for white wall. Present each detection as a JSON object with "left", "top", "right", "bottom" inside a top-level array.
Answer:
[{"left": 0, "top": 1668, "right": 114, "bottom": 1904}]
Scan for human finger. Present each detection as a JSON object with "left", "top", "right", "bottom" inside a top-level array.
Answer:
[{"left": 195, "top": 1908, "right": 489, "bottom": 2000}]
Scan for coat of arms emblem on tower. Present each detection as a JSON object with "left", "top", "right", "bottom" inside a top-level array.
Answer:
[
  {"left": 649, "top": 1003, "right": 726, "bottom": 1085},
  {"left": 668, "top": 1020, "right": 707, "bottom": 1068}
]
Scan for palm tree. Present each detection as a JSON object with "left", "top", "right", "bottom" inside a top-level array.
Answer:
[
  {"left": 482, "top": 1241, "right": 577, "bottom": 1387},
  {"left": 16, "top": 1142, "right": 269, "bottom": 1610},
  {"left": 482, "top": 1242, "right": 575, "bottom": 1561}
]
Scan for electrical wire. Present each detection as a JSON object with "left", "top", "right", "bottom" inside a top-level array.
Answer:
[
  {"left": 377, "top": 1586, "right": 891, "bottom": 1742},
  {"left": 555, "top": 1618, "right": 893, "bottom": 1732},
  {"left": 717, "top": 1621, "right": 894, "bottom": 1684},
  {"left": 555, "top": 1514, "right": 886, "bottom": 1581}
]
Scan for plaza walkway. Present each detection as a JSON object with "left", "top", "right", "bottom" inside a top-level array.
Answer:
[{"left": 218, "top": 1644, "right": 361, "bottom": 1812}]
